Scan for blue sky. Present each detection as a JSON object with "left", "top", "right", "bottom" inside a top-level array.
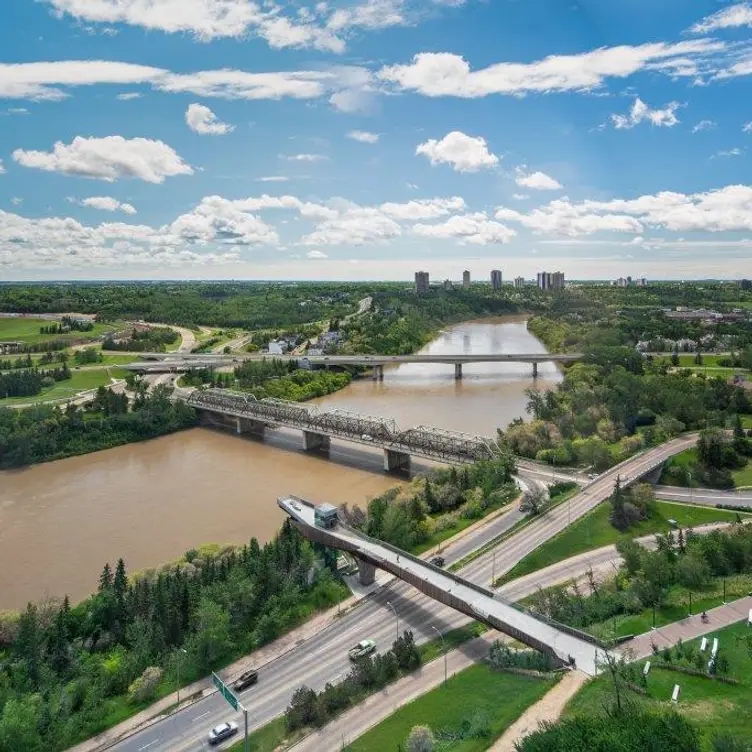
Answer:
[{"left": 2, "top": 0, "right": 752, "bottom": 281}]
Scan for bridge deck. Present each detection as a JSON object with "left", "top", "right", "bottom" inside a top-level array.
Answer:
[{"left": 279, "top": 496, "right": 607, "bottom": 675}]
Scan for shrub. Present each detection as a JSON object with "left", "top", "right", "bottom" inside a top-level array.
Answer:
[{"left": 127, "top": 666, "right": 163, "bottom": 704}]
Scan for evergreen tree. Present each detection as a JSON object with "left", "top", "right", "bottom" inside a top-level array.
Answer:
[{"left": 99, "top": 562, "right": 113, "bottom": 592}]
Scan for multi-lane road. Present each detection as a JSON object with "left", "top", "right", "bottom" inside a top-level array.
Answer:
[{"left": 103, "top": 435, "right": 697, "bottom": 752}]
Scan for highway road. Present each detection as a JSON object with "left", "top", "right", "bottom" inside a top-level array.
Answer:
[
  {"left": 107, "top": 436, "right": 695, "bottom": 752},
  {"left": 654, "top": 485, "right": 752, "bottom": 506}
]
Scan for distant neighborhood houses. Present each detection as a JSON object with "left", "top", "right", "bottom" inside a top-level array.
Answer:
[{"left": 266, "top": 328, "right": 343, "bottom": 357}]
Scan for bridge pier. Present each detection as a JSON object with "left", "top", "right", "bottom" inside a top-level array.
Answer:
[
  {"left": 454, "top": 363, "right": 462, "bottom": 380},
  {"left": 302, "top": 430, "right": 331, "bottom": 452},
  {"left": 643, "top": 463, "right": 665, "bottom": 485},
  {"left": 356, "top": 558, "right": 376, "bottom": 586},
  {"left": 236, "top": 416, "right": 266, "bottom": 436},
  {"left": 532, "top": 362, "right": 539, "bottom": 379},
  {"left": 384, "top": 449, "right": 411, "bottom": 473},
  {"left": 372, "top": 364, "right": 384, "bottom": 381}
]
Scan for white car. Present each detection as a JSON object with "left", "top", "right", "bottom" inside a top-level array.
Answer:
[{"left": 208, "top": 721, "right": 239, "bottom": 745}]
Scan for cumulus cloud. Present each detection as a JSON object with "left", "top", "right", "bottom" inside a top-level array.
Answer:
[
  {"left": 347, "top": 130, "right": 380, "bottom": 143},
  {"left": 306, "top": 249, "right": 328, "bottom": 259},
  {"left": 379, "top": 196, "right": 466, "bottom": 220},
  {"left": 13, "top": 135, "right": 193, "bottom": 183},
  {"left": 416, "top": 131, "right": 498, "bottom": 172},
  {"left": 610, "top": 97, "right": 682, "bottom": 129},
  {"left": 77, "top": 196, "right": 137, "bottom": 214},
  {"left": 515, "top": 169, "right": 562, "bottom": 191},
  {"left": 495, "top": 185, "right": 752, "bottom": 236},
  {"left": 185, "top": 103, "right": 234, "bottom": 135},
  {"left": 413, "top": 213, "right": 516, "bottom": 244},
  {"left": 378, "top": 39, "right": 728, "bottom": 98},
  {"left": 690, "top": 3, "right": 752, "bottom": 33}
]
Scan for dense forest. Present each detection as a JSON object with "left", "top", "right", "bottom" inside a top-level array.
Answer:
[
  {"left": 103, "top": 327, "right": 178, "bottom": 352},
  {"left": 0, "top": 522, "right": 346, "bottom": 751},
  {"left": 0, "top": 385, "right": 195, "bottom": 468},
  {"left": 0, "top": 363, "right": 71, "bottom": 399}
]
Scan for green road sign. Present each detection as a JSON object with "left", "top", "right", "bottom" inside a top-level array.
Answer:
[{"left": 212, "top": 673, "right": 239, "bottom": 711}]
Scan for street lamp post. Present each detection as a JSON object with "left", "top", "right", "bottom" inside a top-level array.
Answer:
[
  {"left": 176, "top": 648, "right": 187, "bottom": 707},
  {"left": 386, "top": 601, "right": 399, "bottom": 643},
  {"left": 491, "top": 549, "right": 497, "bottom": 589},
  {"left": 687, "top": 471, "right": 693, "bottom": 505},
  {"left": 431, "top": 625, "right": 447, "bottom": 685}
]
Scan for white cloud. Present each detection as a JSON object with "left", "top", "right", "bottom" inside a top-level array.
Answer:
[
  {"left": 416, "top": 131, "right": 498, "bottom": 172},
  {"left": 413, "top": 212, "right": 516, "bottom": 245},
  {"left": 282, "top": 153, "right": 328, "bottom": 162},
  {"left": 610, "top": 97, "right": 681, "bottom": 129},
  {"left": 713, "top": 148, "right": 743, "bottom": 158},
  {"left": 7, "top": 107, "right": 29, "bottom": 114},
  {"left": 115, "top": 92, "right": 141, "bottom": 100},
  {"left": 11, "top": 197, "right": 23, "bottom": 205},
  {"left": 0, "top": 60, "right": 342, "bottom": 104},
  {"left": 515, "top": 169, "right": 562, "bottom": 191},
  {"left": 327, "top": 0, "right": 406, "bottom": 31},
  {"left": 78, "top": 196, "right": 137, "bottom": 214},
  {"left": 495, "top": 184, "right": 752, "bottom": 236},
  {"left": 744, "top": 122, "right": 752, "bottom": 133},
  {"left": 512, "top": 193, "right": 529, "bottom": 200},
  {"left": 690, "top": 3, "right": 752, "bottom": 33},
  {"left": 301, "top": 206, "right": 402, "bottom": 246},
  {"left": 13, "top": 135, "right": 193, "bottom": 183},
  {"left": 378, "top": 39, "right": 728, "bottom": 98},
  {"left": 0, "top": 160, "right": 4, "bottom": 175},
  {"left": 379, "top": 196, "right": 466, "bottom": 220},
  {"left": 306, "top": 249, "right": 328, "bottom": 259},
  {"left": 185, "top": 103, "right": 235, "bottom": 135},
  {"left": 692, "top": 119, "right": 716, "bottom": 133},
  {"left": 256, "top": 175, "right": 289, "bottom": 182},
  {"left": 347, "top": 130, "right": 380, "bottom": 143}
]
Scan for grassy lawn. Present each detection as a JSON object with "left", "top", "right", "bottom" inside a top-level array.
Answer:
[
  {"left": 732, "top": 462, "right": 752, "bottom": 488},
  {"left": 0, "top": 367, "right": 129, "bottom": 406},
  {"left": 663, "top": 447, "right": 752, "bottom": 490},
  {"left": 565, "top": 620, "right": 752, "bottom": 747},
  {"left": 498, "top": 500, "right": 752, "bottom": 586},
  {"left": 418, "top": 623, "right": 488, "bottom": 664},
  {"left": 0, "top": 317, "right": 120, "bottom": 345},
  {"left": 227, "top": 717, "right": 308, "bottom": 752},
  {"left": 344, "top": 663, "right": 556, "bottom": 752}
]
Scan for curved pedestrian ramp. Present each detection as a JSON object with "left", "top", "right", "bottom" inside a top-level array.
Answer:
[{"left": 278, "top": 495, "right": 610, "bottom": 676}]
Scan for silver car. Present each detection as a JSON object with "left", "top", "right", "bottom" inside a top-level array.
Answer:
[{"left": 208, "top": 721, "right": 239, "bottom": 745}]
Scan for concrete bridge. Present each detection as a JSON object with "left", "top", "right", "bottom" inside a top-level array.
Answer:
[
  {"left": 278, "top": 495, "right": 609, "bottom": 676},
  {"left": 186, "top": 388, "right": 502, "bottom": 471},
  {"left": 128, "top": 351, "right": 583, "bottom": 379}
]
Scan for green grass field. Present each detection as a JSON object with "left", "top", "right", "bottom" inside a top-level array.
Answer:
[
  {"left": 345, "top": 663, "right": 556, "bottom": 752},
  {"left": 663, "top": 446, "right": 752, "bottom": 489},
  {"left": 0, "top": 317, "right": 120, "bottom": 345},
  {"left": 565, "top": 620, "right": 752, "bottom": 747},
  {"left": 498, "top": 500, "right": 751, "bottom": 585},
  {"left": 0, "top": 367, "right": 129, "bottom": 406}
]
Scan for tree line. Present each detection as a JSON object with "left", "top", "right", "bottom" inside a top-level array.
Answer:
[
  {"left": 103, "top": 327, "right": 178, "bottom": 352},
  {"left": 0, "top": 363, "right": 71, "bottom": 399},
  {"left": 0, "top": 521, "right": 346, "bottom": 751}
]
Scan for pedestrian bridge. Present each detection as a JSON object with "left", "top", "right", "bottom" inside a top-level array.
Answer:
[
  {"left": 278, "top": 495, "right": 609, "bottom": 676},
  {"left": 186, "top": 388, "right": 501, "bottom": 470}
]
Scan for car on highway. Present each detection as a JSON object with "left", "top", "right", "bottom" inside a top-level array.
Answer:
[
  {"left": 208, "top": 721, "right": 239, "bottom": 745},
  {"left": 348, "top": 639, "right": 376, "bottom": 661},
  {"left": 429, "top": 555, "right": 445, "bottom": 568},
  {"left": 232, "top": 668, "right": 258, "bottom": 692}
]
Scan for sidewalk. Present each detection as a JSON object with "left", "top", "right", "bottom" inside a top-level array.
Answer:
[
  {"left": 288, "top": 633, "right": 499, "bottom": 752},
  {"left": 622, "top": 595, "right": 752, "bottom": 661}
]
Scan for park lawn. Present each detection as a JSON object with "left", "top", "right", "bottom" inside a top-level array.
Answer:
[
  {"left": 565, "top": 620, "right": 752, "bottom": 747},
  {"left": 732, "top": 462, "right": 752, "bottom": 488},
  {"left": 663, "top": 447, "right": 752, "bottom": 489},
  {"left": 345, "top": 663, "right": 557, "bottom": 752},
  {"left": 498, "top": 500, "right": 752, "bottom": 586},
  {"left": 418, "top": 623, "right": 487, "bottom": 664},
  {"left": 0, "top": 367, "right": 129, "bottom": 406},
  {"left": 0, "top": 317, "right": 120, "bottom": 345},
  {"left": 227, "top": 717, "right": 308, "bottom": 752}
]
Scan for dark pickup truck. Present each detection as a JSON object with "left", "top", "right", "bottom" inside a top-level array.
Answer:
[{"left": 232, "top": 669, "right": 258, "bottom": 692}]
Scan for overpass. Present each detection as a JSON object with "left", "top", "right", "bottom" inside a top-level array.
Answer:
[
  {"left": 186, "top": 388, "right": 502, "bottom": 471},
  {"left": 127, "top": 351, "right": 583, "bottom": 379},
  {"left": 278, "top": 495, "right": 609, "bottom": 676}
]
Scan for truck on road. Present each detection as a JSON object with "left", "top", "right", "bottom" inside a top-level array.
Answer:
[{"left": 348, "top": 639, "right": 376, "bottom": 661}]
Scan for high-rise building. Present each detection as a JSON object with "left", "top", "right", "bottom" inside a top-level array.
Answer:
[
  {"left": 537, "top": 271, "right": 565, "bottom": 291},
  {"left": 414, "top": 271, "right": 430, "bottom": 295},
  {"left": 490, "top": 269, "right": 502, "bottom": 290},
  {"left": 462, "top": 270, "right": 471, "bottom": 289},
  {"left": 443, "top": 279, "right": 453, "bottom": 291},
  {"left": 514, "top": 276, "right": 525, "bottom": 289}
]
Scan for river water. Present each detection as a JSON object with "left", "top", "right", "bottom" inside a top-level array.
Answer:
[{"left": 0, "top": 317, "right": 559, "bottom": 609}]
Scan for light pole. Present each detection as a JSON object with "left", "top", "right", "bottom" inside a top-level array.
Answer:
[
  {"left": 386, "top": 600, "right": 399, "bottom": 643},
  {"left": 176, "top": 648, "right": 187, "bottom": 707},
  {"left": 687, "top": 471, "right": 693, "bottom": 505},
  {"left": 491, "top": 549, "right": 497, "bottom": 589},
  {"left": 431, "top": 625, "right": 447, "bottom": 685}
]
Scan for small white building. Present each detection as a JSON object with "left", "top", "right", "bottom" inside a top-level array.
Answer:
[{"left": 268, "top": 340, "right": 287, "bottom": 355}]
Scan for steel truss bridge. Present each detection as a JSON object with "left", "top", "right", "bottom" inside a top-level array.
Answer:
[{"left": 186, "top": 388, "right": 501, "bottom": 469}]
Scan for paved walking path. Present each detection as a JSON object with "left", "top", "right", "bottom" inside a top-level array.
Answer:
[
  {"left": 488, "top": 670, "right": 589, "bottom": 752},
  {"left": 288, "top": 633, "right": 499, "bottom": 752}
]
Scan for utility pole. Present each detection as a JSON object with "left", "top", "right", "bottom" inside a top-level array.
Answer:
[
  {"left": 431, "top": 625, "right": 447, "bottom": 685},
  {"left": 491, "top": 549, "right": 497, "bottom": 589}
]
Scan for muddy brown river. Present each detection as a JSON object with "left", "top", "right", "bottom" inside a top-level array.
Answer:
[{"left": 0, "top": 317, "right": 560, "bottom": 609}]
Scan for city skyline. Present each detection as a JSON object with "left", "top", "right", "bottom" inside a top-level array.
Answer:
[{"left": 2, "top": 1, "right": 752, "bottom": 281}]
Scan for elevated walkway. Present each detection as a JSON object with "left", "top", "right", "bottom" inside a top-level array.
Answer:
[{"left": 278, "top": 496, "right": 609, "bottom": 676}]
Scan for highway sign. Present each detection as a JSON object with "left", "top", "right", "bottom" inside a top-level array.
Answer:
[{"left": 212, "top": 673, "right": 240, "bottom": 711}]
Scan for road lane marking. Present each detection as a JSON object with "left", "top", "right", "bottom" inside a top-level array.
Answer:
[
  {"left": 138, "top": 741, "right": 159, "bottom": 751},
  {"left": 193, "top": 710, "right": 212, "bottom": 722}
]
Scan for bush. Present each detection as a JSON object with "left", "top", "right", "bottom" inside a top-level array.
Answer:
[
  {"left": 407, "top": 725, "right": 435, "bottom": 752},
  {"left": 127, "top": 666, "right": 162, "bottom": 704}
]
